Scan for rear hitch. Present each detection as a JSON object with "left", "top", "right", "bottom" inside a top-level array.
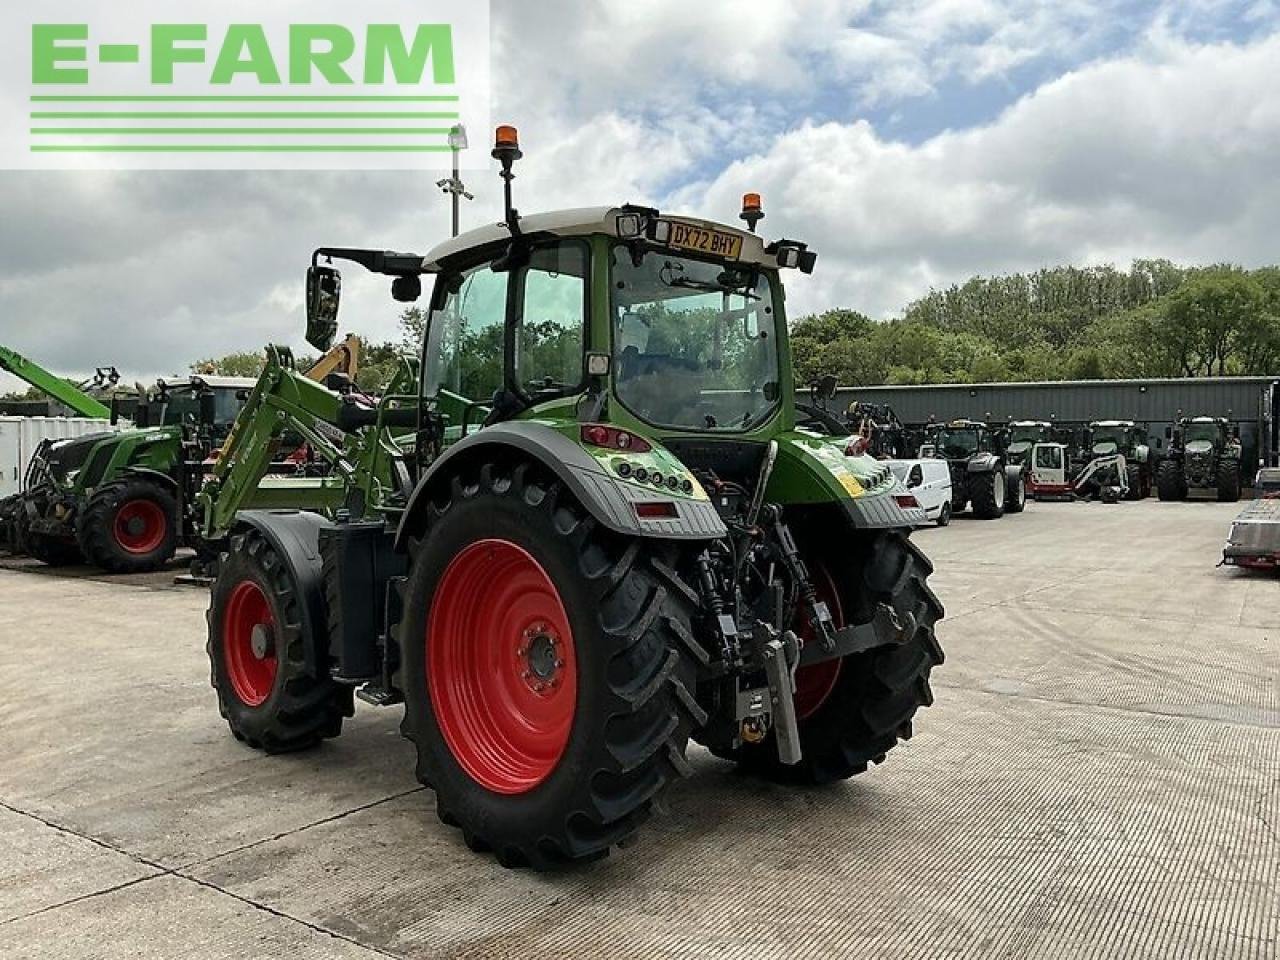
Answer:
[{"left": 735, "top": 623, "right": 803, "bottom": 765}]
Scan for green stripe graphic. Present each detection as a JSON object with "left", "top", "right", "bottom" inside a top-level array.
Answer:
[
  {"left": 31, "top": 95, "right": 459, "bottom": 102},
  {"left": 31, "top": 145, "right": 454, "bottom": 153},
  {"left": 32, "top": 128, "right": 452, "bottom": 136}
]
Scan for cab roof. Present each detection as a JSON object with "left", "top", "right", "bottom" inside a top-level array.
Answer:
[
  {"left": 1091, "top": 420, "right": 1135, "bottom": 427},
  {"left": 421, "top": 206, "right": 774, "bottom": 271},
  {"left": 157, "top": 375, "right": 257, "bottom": 392}
]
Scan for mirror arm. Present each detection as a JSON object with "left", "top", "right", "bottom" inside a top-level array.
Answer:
[{"left": 312, "top": 247, "right": 429, "bottom": 277}]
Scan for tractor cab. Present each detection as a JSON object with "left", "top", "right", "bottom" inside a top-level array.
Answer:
[
  {"left": 1005, "top": 420, "right": 1054, "bottom": 465},
  {"left": 1087, "top": 420, "right": 1149, "bottom": 462}
]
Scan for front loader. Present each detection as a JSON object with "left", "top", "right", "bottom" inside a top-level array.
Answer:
[
  {"left": 204, "top": 127, "right": 945, "bottom": 870},
  {"left": 11, "top": 339, "right": 361, "bottom": 573}
]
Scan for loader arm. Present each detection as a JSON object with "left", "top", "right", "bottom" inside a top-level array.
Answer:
[
  {"left": 198, "top": 346, "right": 419, "bottom": 543},
  {"left": 0, "top": 346, "right": 113, "bottom": 420}
]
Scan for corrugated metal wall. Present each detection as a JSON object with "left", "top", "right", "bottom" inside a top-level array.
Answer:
[
  {"left": 834, "top": 376, "right": 1280, "bottom": 472},
  {"left": 0, "top": 417, "right": 115, "bottom": 498}
]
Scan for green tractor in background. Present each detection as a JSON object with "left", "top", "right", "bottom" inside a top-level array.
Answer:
[
  {"left": 204, "top": 127, "right": 944, "bottom": 870},
  {"left": 1158, "top": 416, "right": 1241, "bottom": 502},
  {"left": 1086, "top": 420, "right": 1151, "bottom": 500},
  {"left": 14, "top": 375, "right": 255, "bottom": 570}
]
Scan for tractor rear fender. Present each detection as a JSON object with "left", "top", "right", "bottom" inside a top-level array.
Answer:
[
  {"left": 394, "top": 421, "right": 727, "bottom": 551},
  {"left": 966, "top": 453, "right": 1002, "bottom": 474},
  {"left": 227, "top": 510, "right": 329, "bottom": 677},
  {"left": 118, "top": 466, "right": 178, "bottom": 493}
]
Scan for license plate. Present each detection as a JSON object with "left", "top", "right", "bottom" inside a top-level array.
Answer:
[{"left": 664, "top": 221, "right": 743, "bottom": 259}]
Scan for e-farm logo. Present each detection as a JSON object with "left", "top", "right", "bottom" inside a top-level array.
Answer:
[{"left": 1, "top": 1, "right": 491, "bottom": 170}]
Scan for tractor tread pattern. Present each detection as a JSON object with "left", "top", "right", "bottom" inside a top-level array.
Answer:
[
  {"left": 1157, "top": 459, "right": 1187, "bottom": 501},
  {"left": 77, "top": 476, "right": 178, "bottom": 574},
  {"left": 398, "top": 459, "right": 703, "bottom": 870},
  {"left": 206, "top": 530, "right": 353, "bottom": 754},
  {"left": 723, "top": 531, "right": 945, "bottom": 785}
]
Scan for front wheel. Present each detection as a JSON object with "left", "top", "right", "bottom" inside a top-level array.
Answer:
[
  {"left": 1004, "top": 472, "right": 1026, "bottom": 513},
  {"left": 1157, "top": 460, "right": 1186, "bottom": 502},
  {"left": 969, "top": 471, "right": 1006, "bottom": 519},
  {"left": 206, "top": 530, "right": 353, "bottom": 752},
  {"left": 1217, "top": 460, "right": 1241, "bottom": 502},
  {"left": 78, "top": 477, "right": 178, "bottom": 573},
  {"left": 398, "top": 462, "right": 703, "bottom": 869}
]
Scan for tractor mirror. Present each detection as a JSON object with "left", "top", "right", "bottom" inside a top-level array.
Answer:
[
  {"left": 815, "top": 375, "right": 838, "bottom": 402},
  {"left": 305, "top": 266, "right": 341, "bottom": 352}
]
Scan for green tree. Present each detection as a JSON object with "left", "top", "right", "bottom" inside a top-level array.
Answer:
[{"left": 191, "top": 351, "right": 265, "bottom": 377}]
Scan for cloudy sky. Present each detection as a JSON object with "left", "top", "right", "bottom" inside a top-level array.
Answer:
[{"left": 2, "top": 0, "right": 1278, "bottom": 390}]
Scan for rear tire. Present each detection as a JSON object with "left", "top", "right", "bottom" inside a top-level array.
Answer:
[
  {"left": 969, "top": 471, "right": 1005, "bottom": 519},
  {"left": 1157, "top": 459, "right": 1186, "bottom": 501},
  {"left": 936, "top": 501, "right": 952, "bottom": 527},
  {"left": 398, "top": 462, "right": 703, "bottom": 869},
  {"left": 717, "top": 531, "right": 944, "bottom": 784},
  {"left": 78, "top": 477, "right": 178, "bottom": 573},
  {"left": 1217, "top": 460, "right": 1241, "bottom": 502},
  {"left": 207, "top": 529, "right": 353, "bottom": 753}
]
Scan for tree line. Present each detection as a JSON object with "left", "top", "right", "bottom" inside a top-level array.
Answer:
[{"left": 791, "top": 261, "right": 1280, "bottom": 388}]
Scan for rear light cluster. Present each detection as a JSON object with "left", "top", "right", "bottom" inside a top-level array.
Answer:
[
  {"left": 894, "top": 494, "right": 920, "bottom": 509},
  {"left": 581, "top": 423, "right": 651, "bottom": 453}
]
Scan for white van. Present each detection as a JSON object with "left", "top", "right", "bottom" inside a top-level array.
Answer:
[{"left": 888, "top": 459, "right": 955, "bottom": 526}]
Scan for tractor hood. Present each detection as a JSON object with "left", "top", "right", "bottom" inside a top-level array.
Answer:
[{"left": 29, "top": 431, "right": 116, "bottom": 486}]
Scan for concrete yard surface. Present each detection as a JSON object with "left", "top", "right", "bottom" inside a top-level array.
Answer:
[{"left": 0, "top": 499, "right": 1276, "bottom": 958}]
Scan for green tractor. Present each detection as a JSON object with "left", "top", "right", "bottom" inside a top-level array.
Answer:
[
  {"left": 204, "top": 127, "right": 944, "bottom": 869},
  {"left": 922, "top": 419, "right": 1027, "bottom": 519},
  {"left": 1086, "top": 420, "right": 1151, "bottom": 500},
  {"left": 14, "top": 375, "right": 255, "bottom": 571},
  {"left": 1158, "top": 416, "right": 1241, "bottom": 502}
]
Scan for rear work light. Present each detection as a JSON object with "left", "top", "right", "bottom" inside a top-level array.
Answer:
[
  {"left": 634, "top": 502, "right": 678, "bottom": 520},
  {"left": 581, "top": 423, "right": 652, "bottom": 453}
]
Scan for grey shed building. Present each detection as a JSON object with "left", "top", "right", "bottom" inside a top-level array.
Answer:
[{"left": 834, "top": 376, "right": 1280, "bottom": 475}]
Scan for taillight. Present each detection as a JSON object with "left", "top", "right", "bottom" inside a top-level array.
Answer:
[
  {"left": 894, "top": 494, "right": 919, "bottom": 509},
  {"left": 634, "top": 502, "right": 678, "bottom": 519},
  {"left": 581, "top": 423, "right": 652, "bottom": 453}
]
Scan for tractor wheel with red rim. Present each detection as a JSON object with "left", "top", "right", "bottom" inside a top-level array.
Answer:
[
  {"left": 207, "top": 529, "right": 352, "bottom": 753},
  {"left": 715, "top": 529, "right": 945, "bottom": 784},
  {"left": 77, "top": 477, "right": 179, "bottom": 573},
  {"left": 398, "top": 461, "right": 702, "bottom": 870}
]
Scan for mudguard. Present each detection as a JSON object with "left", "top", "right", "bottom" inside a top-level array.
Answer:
[
  {"left": 121, "top": 466, "right": 179, "bottom": 493},
  {"left": 966, "top": 453, "right": 1002, "bottom": 474},
  {"left": 228, "top": 510, "right": 329, "bottom": 677},
  {"left": 395, "top": 421, "right": 728, "bottom": 551}
]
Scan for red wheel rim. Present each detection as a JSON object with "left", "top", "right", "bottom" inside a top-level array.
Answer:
[
  {"left": 793, "top": 564, "right": 845, "bottom": 720},
  {"left": 113, "top": 499, "right": 167, "bottom": 555},
  {"left": 427, "top": 539, "right": 577, "bottom": 795},
  {"left": 222, "top": 580, "right": 278, "bottom": 707}
]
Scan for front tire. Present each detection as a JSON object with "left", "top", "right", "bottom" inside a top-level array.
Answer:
[
  {"left": 1157, "top": 460, "right": 1186, "bottom": 501},
  {"left": 1217, "top": 460, "right": 1241, "bottom": 502},
  {"left": 969, "top": 471, "right": 1005, "bottom": 519},
  {"left": 78, "top": 477, "right": 178, "bottom": 573},
  {"left": 206, "top": 530, "right": 353, "bottom": 752},
  {"left": 1004, "top": 472, "right": 1026, "bottom": 513},
  {"left": 398, "top": 462, "right": 703, "bottom": 869},
  {"left": 718, "top": 531, "right": 945, "bottom": 784}
]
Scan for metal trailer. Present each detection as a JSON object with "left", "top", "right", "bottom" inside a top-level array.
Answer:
[{"left": 1222, "top": 468, "right": 1280, "bottom": 570}]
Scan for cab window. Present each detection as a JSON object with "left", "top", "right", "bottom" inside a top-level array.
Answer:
[
  {"left": 515, "top": 243, "right": 587, "bottom": 395},
  {"left": 426, "top": 262, "right": 508, "bottom": 404}
]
